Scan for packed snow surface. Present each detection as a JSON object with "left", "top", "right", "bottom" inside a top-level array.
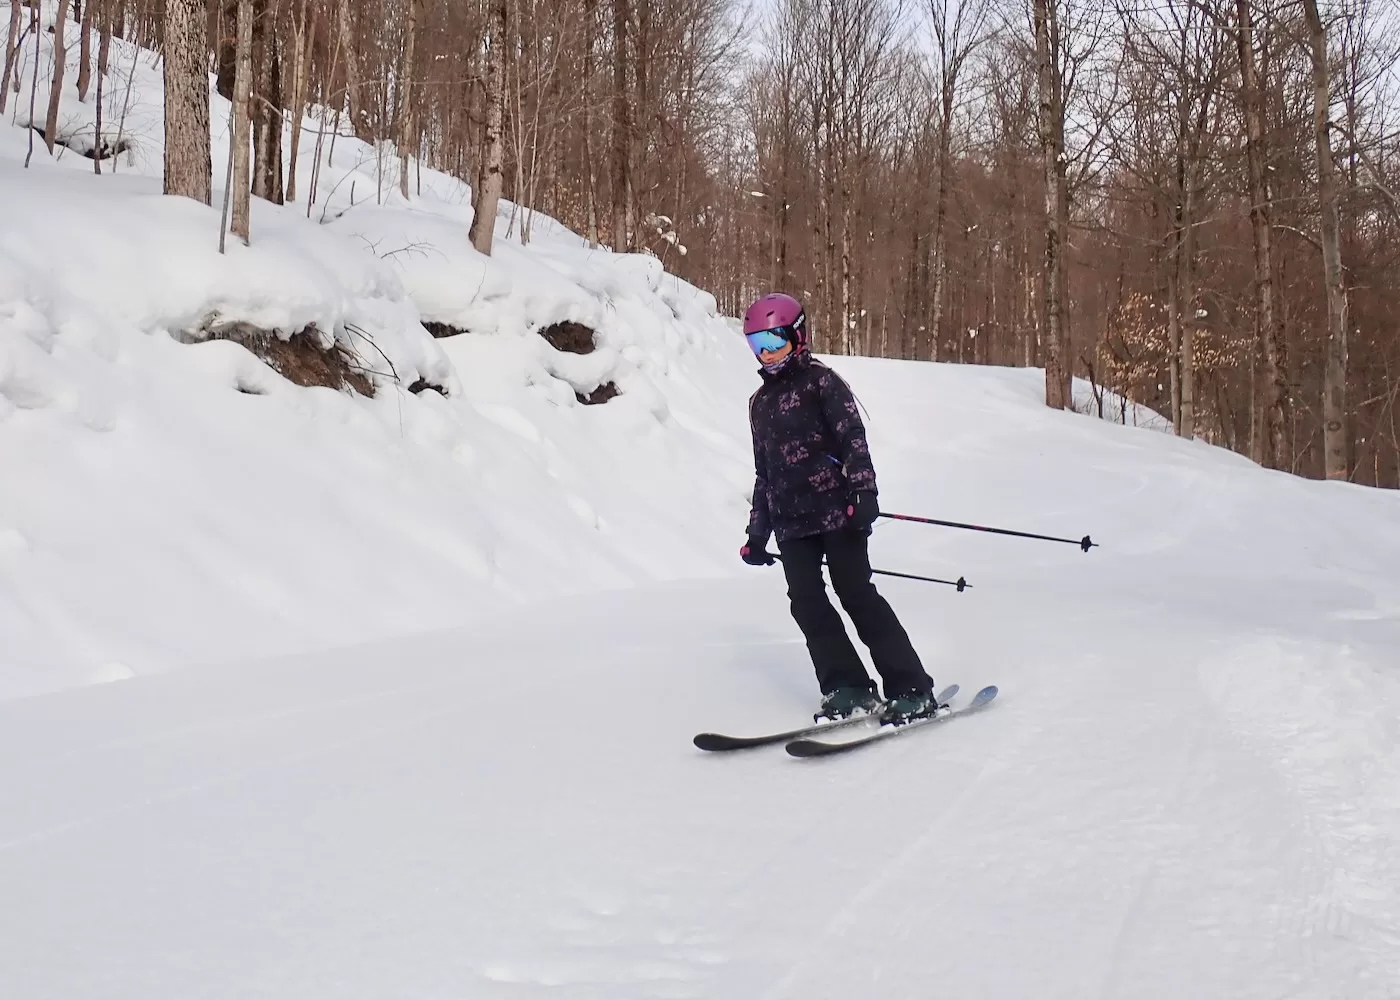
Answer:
[
  {"left": 4, "top": 6, "right": 1400, "bottom": 998},
  {"left": 6, "top": 355, "right": 1400, "bottom": 999}
]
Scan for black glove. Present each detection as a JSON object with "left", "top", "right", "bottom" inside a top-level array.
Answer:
[
  {"left": 847, "top": 491, "right": 879, "bottom": 533},
  {"left": 740, "top": 537, "right": 776, "bottom": 566}
]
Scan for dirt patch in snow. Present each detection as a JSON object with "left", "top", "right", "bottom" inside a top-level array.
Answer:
[
  {"left": 577, "top": 382, "right": 620, "bottom": 405},
  {"left": 202, "top": 322, "right": 375, "bottom": 397},
  {"left": 422, "top": 320, "right": 470, "bottom": 339},
  {"left": 539, "top": 321, "right": 596, "bottom": 355},
  {"left": 537, "top": 322, "right": 617, "bottom": 403},
  {"left": 407, "top": 378, "right": 448, "bottom": 396}
]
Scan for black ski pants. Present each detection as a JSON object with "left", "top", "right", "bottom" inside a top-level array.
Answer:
[{"left": 776, "top": 529, "right": 933, "bottom": 698}]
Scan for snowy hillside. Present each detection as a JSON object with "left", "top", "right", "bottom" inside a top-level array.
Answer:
[
  {"left": 4, "top": 9, "right": 1400, "bottom": 999},
  {"left": 1, "top": 6, "right": 756, "bottom": 701}
]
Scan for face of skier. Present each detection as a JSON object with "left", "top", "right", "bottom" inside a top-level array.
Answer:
[{"left": 758, "top": 340, "right": 794, "bottom": 367}]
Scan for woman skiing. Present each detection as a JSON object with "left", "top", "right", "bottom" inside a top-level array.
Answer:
[{"left": 738, "top": 292, "right": 938, "bottom": 723}]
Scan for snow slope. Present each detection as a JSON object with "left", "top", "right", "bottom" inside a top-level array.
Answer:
[{"left": 5, "top": 358, "right": 1400, "bottom": 1000}]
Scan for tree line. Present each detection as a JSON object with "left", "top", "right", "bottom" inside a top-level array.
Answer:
[{"left": 7, "top": 0, "right": 1399, "bottom": 485}]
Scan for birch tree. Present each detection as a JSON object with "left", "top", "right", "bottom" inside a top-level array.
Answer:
[{"left": 470, "top": 0, "right": 508, "bottom": 255}]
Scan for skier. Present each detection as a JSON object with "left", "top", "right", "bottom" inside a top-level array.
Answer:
[{"left": 737, "top": 292, "right": 939, "bottom": 723}]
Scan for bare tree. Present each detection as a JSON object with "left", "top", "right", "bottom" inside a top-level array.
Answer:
[
  {"left": 399, "top": 0, "right": 421, "bottom": 200},
  {"left": 470, "top": 0, "right": 508, "bottom": 255},
  {"left": 1114, "top": 0, "right": 1227, "bottom": 437},
  {"left": 1302, "top": 0, "right": 1349, "bottom": 479},
  {"left": 1, "top": 0, "right": 22, "bottom": 116},
  {"left": 1034, "top": 0, "right": 1069, "bottom": 408},
  {"left": 92, "top": 0, "right": 107, "bottom": 175},
  {"left": 76, "top": 0, "right": 96, "bottom": 101},
  {"left": 284, "top": 0, "right": 311, "bottom": 203},
  {"left": 1233, "top": 0, "right": 1288, "bottom": 468},
  {"left": 583, "top": 0, "right": 600, "bottom": 246},
  {"left": 336, "top": 0, "right": 367, "bottom": 138},
  {"left": 163, "top": 0, "right": 212, "bottom": 205},
  {"left": 927, "top": 0, "right": 991, "bottom": 366},
  {"left": 611, "top": 0, "right": 634, "bottom": 249},
  {"left": 230, "top": 0, "right": 254, "bottom": 244},
  {"left": 43, "top": 0, "right": 70, "bottom": 154},
  {"left": 250, "top": 0, "right": 283, "bottom": 204}
]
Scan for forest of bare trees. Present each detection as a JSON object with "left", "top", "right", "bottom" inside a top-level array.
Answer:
[
  {"left": 736, "top": 0, "right": 1400, "bottom": 485},
  {"left": 9, "top": 0, "right": 1400, "bottom": 485}
]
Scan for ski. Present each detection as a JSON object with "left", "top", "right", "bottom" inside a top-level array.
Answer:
[
  {"left": 785, "top": 684, "right": 998, "bottom": 758},
  {"left": 693, "top": 684, "right": 960, "bottom": 753}
]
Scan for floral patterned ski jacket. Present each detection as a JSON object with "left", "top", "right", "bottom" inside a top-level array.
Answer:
[{"left": 746, "top": 351, "right": 876, "bottom": 544}]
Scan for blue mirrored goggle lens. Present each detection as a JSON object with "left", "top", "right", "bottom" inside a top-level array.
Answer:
[{"left": 746, "top": 329, "right": 790, "bottom": 354}]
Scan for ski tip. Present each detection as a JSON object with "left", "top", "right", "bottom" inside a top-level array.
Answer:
[
  {"left": 968, "top": 684, "right": 998, "bottom": 707},
  {"left": 693, "top": 734, "right": 734, "bottom": 752},
  {"left": 784, "top": 739, "right": 834, "bottom": 758}
]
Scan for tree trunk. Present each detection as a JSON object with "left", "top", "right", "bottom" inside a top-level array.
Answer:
[
  {"left": 44, "top": 0, "right": 71, "bottom": 155},
  {"left": 632, "top": 0, "right": 648, "bottom": 236},
  {"left": 469, "top": 0, "right": 506, "bottom": 255},
  {"left": 92, "top": 0, "right": 106, "bottom": 174},
  {"left": 1234, "top": 0, "right": 1287, "bottom": 468},
  {"left": 1, "top": 0, "right": 23, "bottom": 116},
  {"left": 610, "top": 0, "right": 631, "bottom": 249},
  {"left": 1178, "top": 71, "right": 1212, "bottom": 441},
  {"left": 840, "top": 195, "right": 853, "bottom": 355},
  {"left": 336, "top": 0, "right": 366, "bottom": 138},
  {"left": 1178, "top": 181, "right": 1198, "bottom": 438},
  {"left": 216, "top": 0, "right": 236, "bottom": 99},
  {"left": 583, "top": 0, "right": 598, "bottom": 246},
  {"left": 398, "top": 0, "right": 419, "bottom": 200},
  {"left": 930, "top": 74, "right": 954, "bottom": 368},
  {"left": 250, "top": 0, "right": 283, "bottom": 204},
  {"left": 1166, "top": 230, "right": 1183, "bottom": 433},
  {"left": 285, "top": 0, "right": 309, "bottom": 202},
  {"left": 1303, "top": 0, "right": 1348, "bottom": 480},
  {"left": 76, "top": 0, "right": 96, "bottom": 101},
  {"left": 1035, "top": 0, "right": 1068, "bottom": 409},
  {"left": 230, "top": 0, "right": 254, "bottom": 243},
  {"left": 96, "top": 0, "right": 110, "bottom": 79},
  {"left": 162, "top": 0, "right": 211, "bottom": 205}
]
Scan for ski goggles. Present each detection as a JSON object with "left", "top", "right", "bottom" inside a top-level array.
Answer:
[{"left": 745, "top": 327, "right": 793, "bottom": 355}]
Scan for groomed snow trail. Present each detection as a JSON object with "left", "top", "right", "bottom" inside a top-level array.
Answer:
[{"left": 3, "top": 567, "right": 1397, "bottom": 999}]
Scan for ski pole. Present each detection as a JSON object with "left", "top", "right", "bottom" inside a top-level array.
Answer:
[
  {"left": 866, "top": 565, "right": 969, "bottom": 591},
  {"left": 877, "top": 512, "right": 1097, "bottom": 552},
  {"left": 764, "top": 552, "right": 970, "bottom": 592}
]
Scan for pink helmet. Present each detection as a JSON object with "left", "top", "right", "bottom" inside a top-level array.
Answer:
[{"left": 743, "top": 293, "right": 808, "bottom": 351}]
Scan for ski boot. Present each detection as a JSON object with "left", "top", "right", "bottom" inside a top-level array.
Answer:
[
  {"left": 881, "top": 689, "right": 943, "bottom": 726},
  {"left": 815, "top": 685, "right": 881, "bottom": 722}
]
